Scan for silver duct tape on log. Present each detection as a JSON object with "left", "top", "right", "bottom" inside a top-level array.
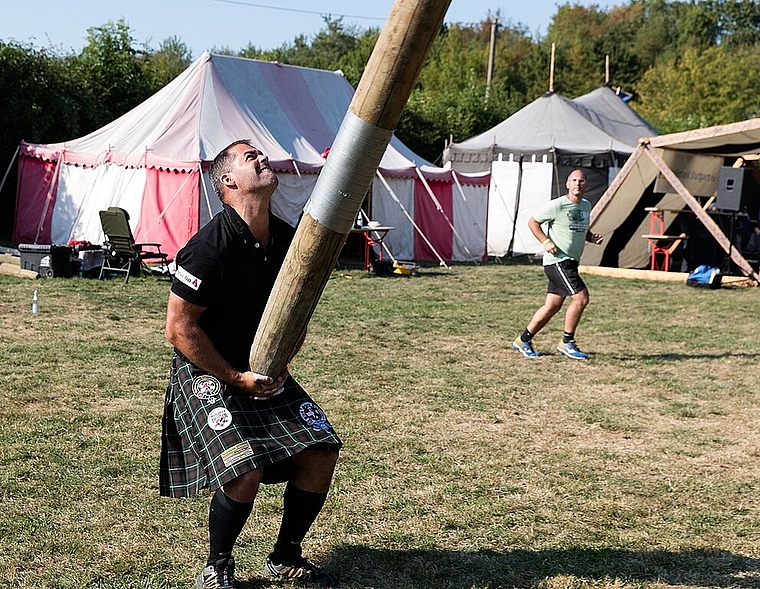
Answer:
[{"left": 304, "top": 111, "right": 393, "bottom": 233}]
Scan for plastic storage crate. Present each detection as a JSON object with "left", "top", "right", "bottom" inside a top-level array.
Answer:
[{"left": 18, "top": 244, "right": 75, "bottom": 278}]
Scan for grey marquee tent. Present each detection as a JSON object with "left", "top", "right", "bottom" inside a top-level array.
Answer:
[{"left": 442, "top": 86, "right": 658, "bottom": 256}]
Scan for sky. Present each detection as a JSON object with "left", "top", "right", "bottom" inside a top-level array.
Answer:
[{"left": 1, "top": 0, "right": 623, "bottom": 58}]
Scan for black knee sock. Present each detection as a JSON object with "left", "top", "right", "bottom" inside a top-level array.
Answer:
[
  {"left": 563, "top": 331, "right": 575, "bottom": 343},
  {"left": 271, "top": 482, "right": 328, "bottom": 563},
  {"left": 521, "top": 329, "right": 533, "bottom": 342},
  {"left": 207, "top": 489, "right": 254, "bottom": 566}
]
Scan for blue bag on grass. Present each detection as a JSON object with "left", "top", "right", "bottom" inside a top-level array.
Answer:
[{"left": 686, "top": 265, "right": 721, "bottom": 289}]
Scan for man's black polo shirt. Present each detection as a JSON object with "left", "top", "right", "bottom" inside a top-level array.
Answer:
[{"left": 171, "top": 204, "right": 295, "bottom": 372}]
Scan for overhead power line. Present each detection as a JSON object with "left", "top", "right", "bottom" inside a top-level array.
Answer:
[{"left": 212, "top": 0, "right": 387, "bottom": 22}]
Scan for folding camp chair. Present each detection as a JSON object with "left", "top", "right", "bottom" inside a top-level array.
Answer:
[{"left": 98, "top": 207, "right": 168, "bottom": 284}]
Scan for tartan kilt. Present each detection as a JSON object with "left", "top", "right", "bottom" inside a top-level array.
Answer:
[{"left": 160, "top": 352, "right": 342, "bottom": 498}]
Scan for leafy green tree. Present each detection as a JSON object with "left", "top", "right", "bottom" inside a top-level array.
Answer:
[
  {"left": 635, "top": 44, "right": 760, "bottom": 132},
  {"left": 709, "top": 0, "right": 760, "bottom": 47},
  {"left": 399, "top": 21, "right": 526, "bottom": 162},
  {"left": 630, "top": 0, "right": 680, "bottom": 67},
  {"left": 675, "top": 0, "right": 720, "bottom": 48},
  {"left": 75, "top": 19, "right": 157, "bottom": 128},
  {"left": 146, "top": 36, "right": 194, "bottom": 87},
  {"left": 545, "top": 4, "right": 609, "bottom": 95},
  {"left": 0, "top": 42, "right": 86, "bottom": 239},
  {"left": 238, "top": 17, "right": 373, "bottom": 85}
]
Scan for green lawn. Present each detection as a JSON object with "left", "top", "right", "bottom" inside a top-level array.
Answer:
[{"left": 1, "top": 262, "right": 759, "bottom": 589}]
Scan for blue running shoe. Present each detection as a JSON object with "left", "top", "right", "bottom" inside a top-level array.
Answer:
[
  {"left": 513, "top": 337, "right": 539, "bottom": 358},
  {"left": 556, "top": 340, "right": 588, "bottom": 360}
]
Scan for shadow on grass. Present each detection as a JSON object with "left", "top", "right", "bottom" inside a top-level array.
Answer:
[
  {"left": 611, "top": 352, "right": 760, "bottom": 362},
  {"left": 239, "top": 546, "right": 760, "bottom": 588}
]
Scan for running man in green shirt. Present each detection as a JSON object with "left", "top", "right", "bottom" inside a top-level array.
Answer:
[{"left": 513, "top": 169, "right": 603, "bottom": 360}]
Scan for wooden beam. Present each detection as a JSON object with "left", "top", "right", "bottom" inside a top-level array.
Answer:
[
  {"left": 648, "top": 117, "right": 760, "bottom": 149},
  {"left": 580, "top": 264, "right": 755, "bottom": 286},
  {"left": 249, "top": 0, "right": 452, "bottom": 377},
  {"left": 590, "top": 142, "right": 646, "bottom": 225}
]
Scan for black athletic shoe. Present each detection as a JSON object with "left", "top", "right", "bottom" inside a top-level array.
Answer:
[
  {"left": 263, "top": 554, "right": 337, "bottom": 586},
  {"left": 196, "top": 556, "right": 240, "bottom": 588}
]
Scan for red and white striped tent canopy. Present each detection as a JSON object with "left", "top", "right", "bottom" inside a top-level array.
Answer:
[{"left": 14, "top": 52, "right": 489, "bottom": 262}]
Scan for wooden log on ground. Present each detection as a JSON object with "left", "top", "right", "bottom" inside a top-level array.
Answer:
[
  {"left": 250, "top": 0, "right": 452, "bottom": 377},
  {"left": 580, "top": 265, "right": 756, "bottom": 286},
  {"left": 0, "top": 262, "right": 39, "bottom": 279}
]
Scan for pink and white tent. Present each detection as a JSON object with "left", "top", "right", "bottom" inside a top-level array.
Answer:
[{"left": 14, "top": 52, "right": 490, "bottom": 262}]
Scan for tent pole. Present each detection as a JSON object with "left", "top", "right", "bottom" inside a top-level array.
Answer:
[
  {"left": 200, "top": 163, "right": 216, "bottom": 223},
  {"left": 605, "top": 54, "right": 610, "bottom": 85},
  {"left": 549, "top": 43, "right": 555, "bottom": 92},
  {"left": 375, "top": 169, "right": 448, "bottom": 268},
  {"left": 507, "top": 157, "right": 524, "bottom": 255},
  {"left": 0, "top": 144, "right": 19, "bottom": 196},
  {"left": 643, "top": 145, "right": 760, "bottom": 284},
  {"left": 485, "top": 19, "right": 497, "bottom": 102}
]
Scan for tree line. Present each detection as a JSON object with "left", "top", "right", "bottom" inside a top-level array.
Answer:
[{"left": 2, "top": 0, "right": 760, "bottom": 241}]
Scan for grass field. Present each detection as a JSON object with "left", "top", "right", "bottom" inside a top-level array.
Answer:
[{"left": 1, "top": 262, "right": 759, "bottom": 589}]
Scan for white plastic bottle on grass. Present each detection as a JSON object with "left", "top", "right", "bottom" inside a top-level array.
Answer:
[{"left": 31, "top": 290, "right": 39, "bottom": 314}]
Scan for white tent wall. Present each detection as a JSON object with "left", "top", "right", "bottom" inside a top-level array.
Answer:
[
  {"left": 450, "top": 175, "right": 488, "bottom": 261},
  {"left": 485, "top": 159, "right": 520, "bottom": 257},
  {"left": 485, "top": 158, "right": 553, "bottom": 257},
  {"left": 369, "top": 173, "right": 491, "bottom": 263},
  {"left": 51, "top": 164, "right": 147, "bottom": 246},
  {"left": 511, "top": 160, "right": 554, "bottom": 255},
  {"left": 270, "top": 172, "right": 320, "bottom": 227},
  {"left": 47, "top": 161, "right": 318, "bottom": 252},
  {"left": 371, "top": 175, "right": 416, "bottom": 261}
]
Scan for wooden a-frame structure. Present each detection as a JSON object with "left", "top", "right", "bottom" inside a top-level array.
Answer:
[{"left": 582, "top": 118, "right": 760, "bottom": 285}]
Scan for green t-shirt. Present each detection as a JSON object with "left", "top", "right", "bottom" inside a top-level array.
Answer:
[{"left": 534, "top": 196, "right": 591, "bottom": 265}]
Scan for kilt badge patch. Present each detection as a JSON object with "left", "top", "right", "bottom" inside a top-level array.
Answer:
[
  {"left": 299, "top": 401, "right": 333, "bottom": 432},
  {"left": 207, "top": 407, "right": 233, "bottom": 431},
  {"left": 192, "top": 375, "right": 223, "bottom": 404},
  {"left": 221, "top": 441, "right": 254, "bottom": 468}
]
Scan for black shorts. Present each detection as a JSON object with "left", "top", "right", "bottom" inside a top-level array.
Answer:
[{"left": 544, "top": 259, "right": 587, "bottom": 297}]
